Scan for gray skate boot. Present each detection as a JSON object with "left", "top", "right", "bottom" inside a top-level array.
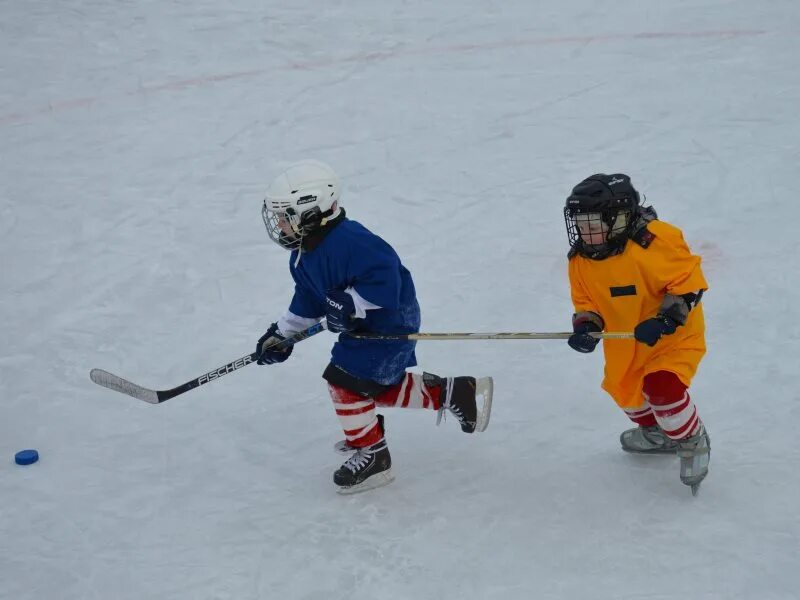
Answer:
[
  {"left": 620, "top": 425, "right": 678, "bottom": 454},
  {"left": 677, "top": 424, "right": 710, "bottom": 496}
]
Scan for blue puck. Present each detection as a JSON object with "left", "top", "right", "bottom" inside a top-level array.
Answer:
[{"left": 15, "top": 449, "right": 39, "bottom": 466}]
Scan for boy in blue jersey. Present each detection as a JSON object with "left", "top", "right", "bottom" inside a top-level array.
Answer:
[{"left": 256, "top": 160, "right": 493, "bottom": 494}]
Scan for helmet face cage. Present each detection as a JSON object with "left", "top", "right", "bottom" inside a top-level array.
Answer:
[
  {"left": 262, "top": 202, "right": 301, "bottom": 250},
  {"left": 262, "top": 200, "right": 328, "bottom": 251},
  {"left": 564, "top": 202, "right": 636, "bottom": 259}
]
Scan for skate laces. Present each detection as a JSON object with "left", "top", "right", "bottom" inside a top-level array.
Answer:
[
  {"left": 436, "top": 378, "right": 458, "bottom": 426},
  {"left": 343, "top": 449, "right": 371, "bottom": 473},
  {"left": 642, "top": 426, "right": 672, "bottom": 446},
  {"left": 342, "top": 441, "right": 384, "bottom": 473}
]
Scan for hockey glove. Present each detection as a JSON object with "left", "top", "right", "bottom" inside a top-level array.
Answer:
[
  {"left": 634, "top": 314, "right": 679, "bottom": 347},
  {"left": 568, "top": 321, "right": 602, "bottom": 353},
  {"left": 255, "top": 323, "right": 293, "bottom": 365},
  {"left": 325, "top": 289, "right": 362, "bottom": 333}
]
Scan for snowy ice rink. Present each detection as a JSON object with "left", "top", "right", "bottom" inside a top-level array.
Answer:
[{"left": 2, "top": 1, "right": 799, "bottom": 598}]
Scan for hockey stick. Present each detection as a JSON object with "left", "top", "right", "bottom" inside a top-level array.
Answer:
[
  {"left": 348, "top": 331, "right": 633, "bottom": 341},
  {"left": 89, "top": 321, "right": 327, "bottom": 404}
]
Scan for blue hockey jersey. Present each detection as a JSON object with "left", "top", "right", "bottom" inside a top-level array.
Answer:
[{"left": 287, "top": 217, "right": 420, "bottom": 385}]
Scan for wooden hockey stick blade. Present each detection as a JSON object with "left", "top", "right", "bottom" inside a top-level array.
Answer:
[{"left": 349, "top": 331, "right": 634, "bottom": 341}]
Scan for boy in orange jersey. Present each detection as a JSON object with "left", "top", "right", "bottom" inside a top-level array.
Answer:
[{"left": 563, "top": 173, "right": 710, "bottom": 495}]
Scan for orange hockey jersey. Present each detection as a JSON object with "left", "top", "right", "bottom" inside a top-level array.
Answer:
[{"left": 568, "top": 220, "right": 708, "bottom": 408}]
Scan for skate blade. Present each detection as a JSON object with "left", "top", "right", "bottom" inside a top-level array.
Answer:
[
  {"left": 682, "top": 472, "right": 707, "bottom": 496},
  {"left": 621, "top": 446, "right": 678, "bottom": 455},
  {"left": 474, "top": 377, "right": 493, "bottom": 433},
  {"left": 335, "top": 469, "right": 395, "bottom": 495}
]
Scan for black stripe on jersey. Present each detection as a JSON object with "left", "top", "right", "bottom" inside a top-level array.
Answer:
[{"left": 610, "top": 285, "right": 637, "bottom": 297}]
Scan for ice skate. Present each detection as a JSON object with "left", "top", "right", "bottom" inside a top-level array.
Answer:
[
  {"left": 620, "top": 425, "right": 678, "bottom": 454},
  {"left": 677, "top": 424, "right": 710, "bottom": 496},
  {"left": 429, "top": 373, "right": 493, "bottom": 433},
  {"left": 333, "top": 438, "right": 394, "bottom": 494}
]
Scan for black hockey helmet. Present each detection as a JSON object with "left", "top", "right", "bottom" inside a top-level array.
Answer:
[{"left": 564, "top": 173, "right": 642, "bottom": 259}]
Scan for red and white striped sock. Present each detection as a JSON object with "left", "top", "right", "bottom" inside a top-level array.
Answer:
[
  {"left": 373, "top": 372, "right": 442, "bottom": 410},
  {"left": 623, "top": 405, "right": 658, "bottom": 428},
  {"left": 328, "top": 384, "right": 383, "bottom": 449},
  {"left": 642, "top": 370, "right": 701, "bottom": 441},
  {"left": 328, "top": 374, "right": 444, "bottom": 449}
]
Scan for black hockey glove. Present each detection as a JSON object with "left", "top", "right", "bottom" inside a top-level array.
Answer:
[
  {"left": 634, "top": 314, "right": 679, "bottom": 347},
  {"left": 255, "top": 323, "right": 293, "bottom": 365},
  {"left": 325, "top": 290, "right": 363, "bottom": 333},
  {"left": 568, "top": 321, "right": 602, "bottom": 353}
]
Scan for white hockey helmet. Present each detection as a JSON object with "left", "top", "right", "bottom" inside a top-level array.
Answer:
[{"left": 262, "top": 159, "right": 342, "bottom": 250}]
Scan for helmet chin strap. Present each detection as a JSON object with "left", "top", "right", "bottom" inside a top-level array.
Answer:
[{"left": 293, "top": 233, "right": 304, "bottom": 267}]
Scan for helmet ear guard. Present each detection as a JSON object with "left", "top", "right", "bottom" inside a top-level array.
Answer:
[{"left": 285, "top": 202, "right": 338, "bottom": 236}]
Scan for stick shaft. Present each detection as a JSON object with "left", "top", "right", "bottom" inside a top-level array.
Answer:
[{"left": 348, "top": 331, "right": 633, "bottom": 341}]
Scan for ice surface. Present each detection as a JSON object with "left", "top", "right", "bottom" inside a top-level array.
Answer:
[{"left": 2, "top": 2, "right": 799, "bottom": 598}]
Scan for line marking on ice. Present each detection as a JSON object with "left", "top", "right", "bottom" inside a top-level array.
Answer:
[{"left": 0, "top": 29, "right": 766, "bottom": 127}]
